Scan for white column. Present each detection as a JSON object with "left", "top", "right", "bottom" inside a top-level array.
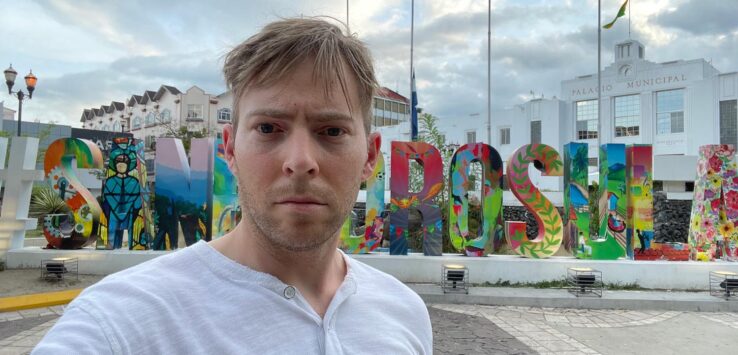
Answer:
[{"left": 0, "top": 137, "right": 44, "bottom": 259}]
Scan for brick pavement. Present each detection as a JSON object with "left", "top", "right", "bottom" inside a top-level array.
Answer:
[
  {"left": 429, "top": 306, "right": 535, "bottom": 354},
  {"left": 2, "top": 304, "right": 738, "bottom": 354}
]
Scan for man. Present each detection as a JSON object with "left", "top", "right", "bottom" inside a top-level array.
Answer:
[{"left": 34, "top": 18, "right": 432, "bottom": 354}]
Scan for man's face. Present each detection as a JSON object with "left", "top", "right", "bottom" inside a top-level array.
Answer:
[{"left": 223, "top": 59, "right": 380, "bottom": 252}]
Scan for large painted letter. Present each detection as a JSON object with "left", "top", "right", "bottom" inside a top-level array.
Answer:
[
  {"left": 448, "top": 143, "right": 504, "bottom": 256},
  {"left": 0, "top": 137, "right": 44, "bottom": 257},
  {"left": 98, "top": 137, "right": 154, "bottom": 250},
  {"left": 212, "top": 138, "right": 240, "bottom": 239},
  {"left": 626, "top": 145, "right": 655, "bottom": 260},
  {"left": 688, "top": 145, "right": 738, "bottom": 261},
  {"left": 154, "top": 138, "right": 214, "bottom": 250},
  {"left": 43, "top": 138, "right": 104, "bottom": 249},
  {"left": 505, "top": 144, "right": 563, "bottom": 258},
  {"left": 389, "top": 142, "right": 443, "bottom": 256},
  {"left": 562, "top": 142, "right": 590, "bottom": 253},
  {"left": 341, "top": 154, "right": 385, "bottom": 254},
  {"left": 589, "top": 144, "right": 627, "bottom": 260}
]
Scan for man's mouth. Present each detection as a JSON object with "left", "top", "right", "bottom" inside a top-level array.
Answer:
[{"left": 276, "top": 196, "right": 327, "bottom": 206}]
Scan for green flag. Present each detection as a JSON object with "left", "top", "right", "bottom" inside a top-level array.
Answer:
[{"left": 603, "top": 0, "right": 628, "bottom": 29}]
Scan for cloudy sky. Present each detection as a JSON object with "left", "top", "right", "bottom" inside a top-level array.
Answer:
[{"left": 1, "top": 0, "right": 736, "bottom": 128}]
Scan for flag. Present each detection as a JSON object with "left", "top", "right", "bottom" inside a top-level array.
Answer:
[
  {"left": 411, "top": 69, "right": 418, "bottom": 141},
  {"left": 603, "top": 0, "right": 628, "bottom": 29}
]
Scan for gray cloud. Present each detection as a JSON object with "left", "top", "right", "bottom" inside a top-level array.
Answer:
[
  {"left": 653, "top": 0, "right": 738, "bottom": 35},
  {"left": 5, "top": 0, "right": 738, "bottom": 129}
]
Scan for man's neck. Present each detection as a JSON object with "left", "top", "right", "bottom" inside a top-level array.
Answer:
[{"left": 209, "top": 223, "right": 346, "bottom": 317}]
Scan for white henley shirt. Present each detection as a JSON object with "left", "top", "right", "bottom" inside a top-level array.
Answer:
[{"left": 32, "top": 241, "right": 432, "bottom": 354}]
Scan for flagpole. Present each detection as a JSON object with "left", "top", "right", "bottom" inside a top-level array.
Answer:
[
  {"left": 628, "top": 1, "right": 631, "bottom": 39},
  {"left": 597, "top": 0, "right": 602, "bottom": 154},
  {"left": 410, "top": 0, "right": 416, "bottom": 141},
  {"left": 487, "top": 0, "right": 491, "bottom": 145},
  {"left": 346, "top": 0, "right": 349, "bottom": 32}
]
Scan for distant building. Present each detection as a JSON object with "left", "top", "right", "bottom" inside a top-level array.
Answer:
[{"left": 378, "top": 39, "right": 738, "bottom": 199}]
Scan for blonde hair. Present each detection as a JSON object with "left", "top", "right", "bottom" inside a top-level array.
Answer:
[{"left": 223, "top": 17, "right": 378, "bottom": 133}]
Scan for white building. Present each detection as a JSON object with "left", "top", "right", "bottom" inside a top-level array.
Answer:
[{"left": 379, "top": 39, "right": 738, "bottom": 199}]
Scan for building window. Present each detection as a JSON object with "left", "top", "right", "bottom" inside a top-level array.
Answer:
[
  {"left": 720, "top": 100, "right": 738, "bottom": 148},
  {"left": 499, "top": 127, "right": 511, "bottom": 145},
  {"left": 145, "top": 135, "right": 156, "bottom": 150},
  {"left": 614, "top": 95, "right": 640, "bottom": 137},
  {"left": 576, "top": 99, "right": 598, "bottom": 140},
  {"left": 656, "top": 89, "right": 684, "bottom": 134},
  {"left": 218, "top": 108, "right": 232, "bottom": 122},
  {"left": 187, "top": 104, "right": 204, "bottom": 120},
  {"left": 530, "top": 121, "right": 541, "bottom": 144},
  {"left": 102, "top": 124, "right": 110, "bottom": 131},
  {"left": 132, "top": 116, "right": 142, "bottom": 130},
  {"left": 113, "top": 121, "right": 122, "bottom": 132},
  {"left": 160, "top": 109, "right": 172, "bottom": 123},
  {"left": 145, "top": 112, "right": 156, "bottom": 127},
  {"left": 466, "top": 131, "right": 477, "bottom": 144},
  {"left": 530, "top": 101, "right": 540, "bottom": 120}
]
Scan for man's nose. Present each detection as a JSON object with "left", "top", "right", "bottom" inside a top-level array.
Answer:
[{"left": 281, "top": 129, "right": 319, "bottom": 177}]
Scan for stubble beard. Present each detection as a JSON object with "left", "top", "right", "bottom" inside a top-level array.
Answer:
[{"left": 236, "top": 175, "right": 360, "bottom": 253}]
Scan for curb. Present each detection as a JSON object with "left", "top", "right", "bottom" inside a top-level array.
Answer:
[
  {"left": 409, "top": 284, "right": 738, "bottom": 312},
  {"left": 0, "top": 289, "right": 83, "bottom": 312}
]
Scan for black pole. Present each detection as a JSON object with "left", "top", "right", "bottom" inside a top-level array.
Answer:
[{"left": 16, "top": 91, "right": 23, "bottom": 137}]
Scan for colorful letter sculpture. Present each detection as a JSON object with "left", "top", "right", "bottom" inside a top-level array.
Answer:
[
  {"left": 626, "top": 145, "right": 656, "bottom": 260},
  {"left": 0, "top": 137, "right": 44, "bottom": 255},
  {"left": 688, "top": 145, "right": 738, "bottom": 261},
  {"left": 98, "top": 138, "right": 153, "bottom": 250},
  {"left": 505, "top": 144, "right": 564, "bottom": 258},
  {"left": 587, "top": 144, "right": 627, "bottom": 260},
  {"left": 212, "top": 138, "right": 240, "bottom": 239},
  {"left": 448, "top": 143, "right": 504, "bottom": 256},
  {"left": 154, "top": 138, "right": 214, "bottom": 250},
  {"left": 389, "top": 142, "right": 443, "bottom": 256},
  {"left": 563, "top": 142, "right": 590, "bottom": 253},
  {"left": 341, "top": 154, "right": 386, "bottom": 253},
  {"left": 43, "top": 138, "right": 104, "bottom": 249}
]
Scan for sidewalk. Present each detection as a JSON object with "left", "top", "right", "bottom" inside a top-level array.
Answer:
[{"left": 409, "top": 284, "right": 738, "bottom": 312}]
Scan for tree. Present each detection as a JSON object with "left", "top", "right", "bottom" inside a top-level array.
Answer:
[
  {"left": 0, "top": 121, "right": 56, "bottom": 164},
  {"left": 163, "top": 127, "right": 208, "bottom": 154}
]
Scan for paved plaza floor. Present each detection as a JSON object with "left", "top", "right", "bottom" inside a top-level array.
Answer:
[{"left": 2, "top": 304, "right": 737, "bottom": 354}]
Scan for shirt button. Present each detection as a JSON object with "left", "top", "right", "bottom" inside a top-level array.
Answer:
[{"left": 284, "top": 286, "right": 296, "bottom": 299}]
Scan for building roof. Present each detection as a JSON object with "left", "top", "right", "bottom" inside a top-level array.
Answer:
[
  {"left": 154, "top": 85, "right": 181, "bottom": 101},
  {"left": 93, "top": 108, "right": 103, "bottom": 117},
  {"left": 80, "top": 109, "right": 92, "bottom": 122},
  {"left": 141, "top": 90, "right": 157, "bottom": 104},
  {"left": 375, "top": 87, "right": 409, "bottom": 104},
  {"left": 110, "top": 101, "right": 125, "bottom": 111},
  {"left": 128, "top": 95, "right": 143, "bottom": 106}
]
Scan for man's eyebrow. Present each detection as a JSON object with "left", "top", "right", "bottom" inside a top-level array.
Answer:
[
  {"left": 246, "top": 109, "right": 354, "bottom": 123},
  {"left": 310, "top": 111, "right": 354, "bottom": 123},
  {"left": 245, "top": 108, "right": 293, "bottom": 119}
]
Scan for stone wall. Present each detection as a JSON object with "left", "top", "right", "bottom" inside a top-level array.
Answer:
[
  {"left": 653, "top": 192, "right": 691, "bottom": 243},
  {"left": 503, "top": 206, "right": 565, "bottom": 240},
  {"left": 503, "top": 194, "right": 692, "bottom": 244}
]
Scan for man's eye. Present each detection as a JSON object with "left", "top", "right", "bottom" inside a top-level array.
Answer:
[
  {"left": 258, "top": 124, "right": 276, "bottom": 134},
  {"left": 323, "top": 127, "right": 344, "bottom": 137}
]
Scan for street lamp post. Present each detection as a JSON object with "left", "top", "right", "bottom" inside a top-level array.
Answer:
[{"left": 4, "top": 64, "right": 38, "bottom": 137}]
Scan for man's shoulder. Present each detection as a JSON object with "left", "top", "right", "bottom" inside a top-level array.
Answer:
[
  {"left": 71, "top": 243, "right": 205, "bottom": 309},
  {"left": 347, "top": 256, "right": 423, "bottom": 302}
]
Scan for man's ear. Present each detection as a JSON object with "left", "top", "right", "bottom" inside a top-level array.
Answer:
[
  {"left": 223, "top": 123, "right": 237, "bottom": 174},
  {"left": 362, "top": 132, "right": 381, "bottom": 181}
]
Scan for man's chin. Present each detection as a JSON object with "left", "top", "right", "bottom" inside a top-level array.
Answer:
[{"left": 261, "top": 225, "right": 340, "bottom": 252}]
